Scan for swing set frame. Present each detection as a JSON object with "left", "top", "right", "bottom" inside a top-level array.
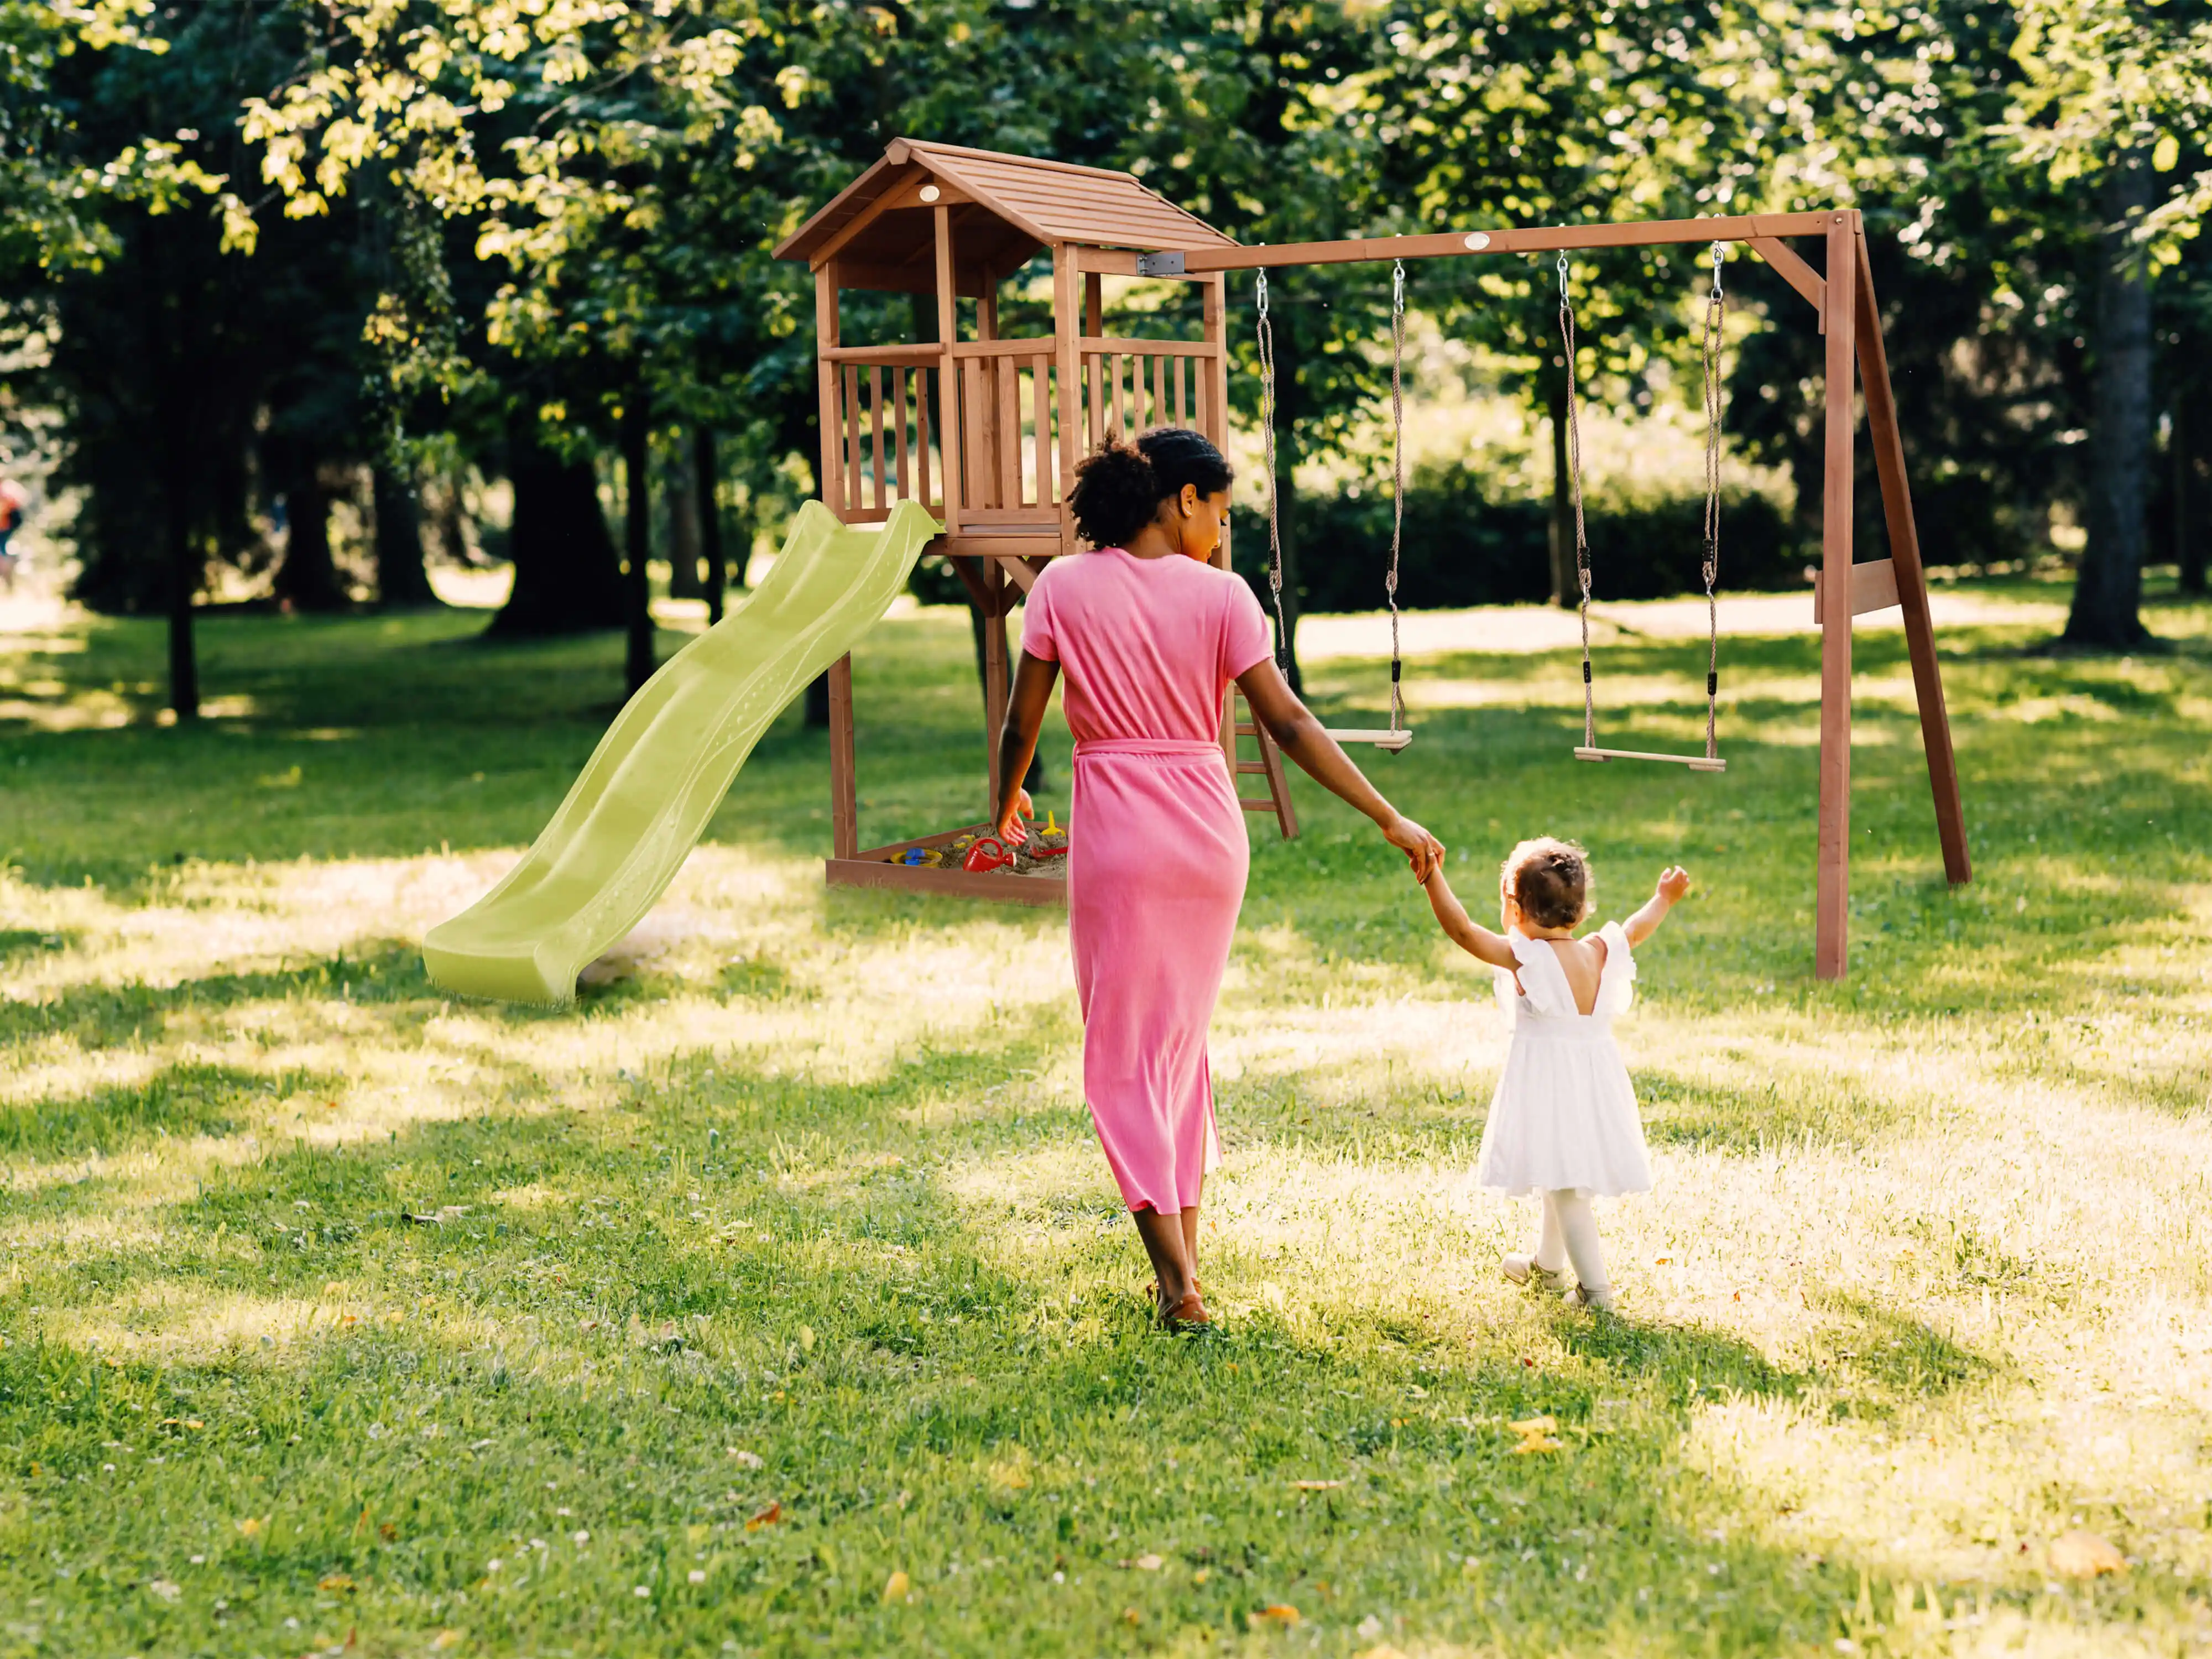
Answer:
[
  {"left": 1156, "top": 207, "right": 1969, "bottom": 980},
  {"left": 777, "top": 139, "right": 1967, "bottom": 980}
]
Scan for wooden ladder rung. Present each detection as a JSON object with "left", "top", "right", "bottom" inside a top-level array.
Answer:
[
  {"left": 1234, "top": 760, "right": 1269, "bottom": 774},
  {"left": 1234, "top": 723, "right": 1259, "bottom": 737},
  {"left": 1574, "top": 746, "right": 1726, "bottom": 773},
  {"left": 1239, "top": 797, "right": 1280, "bottom": 811}
]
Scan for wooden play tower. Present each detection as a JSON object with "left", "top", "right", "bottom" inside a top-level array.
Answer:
[
  {"left": 777, "top": 138, "right": 1970, "bottom": 980},
  {"left": 773, "top": 138, "right": 1299, "bottom": 909}
]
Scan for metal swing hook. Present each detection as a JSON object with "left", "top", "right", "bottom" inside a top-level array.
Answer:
[{"left": 1709, "top": 239, "right": 1725, "bottom": 298}]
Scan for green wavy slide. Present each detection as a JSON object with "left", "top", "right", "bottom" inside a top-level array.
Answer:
[{"left": 422, "top": 499, "right": 941, "bottom": 1005}]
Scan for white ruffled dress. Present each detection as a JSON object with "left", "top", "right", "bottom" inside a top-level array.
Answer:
[{"left": 1474, "top": 922, "right": 1653, "bottom": 1198}]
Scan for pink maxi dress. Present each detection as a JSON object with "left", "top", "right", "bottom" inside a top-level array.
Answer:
[{"left": 1019, "top": 548, "right": 1274, "bottom": 1214}]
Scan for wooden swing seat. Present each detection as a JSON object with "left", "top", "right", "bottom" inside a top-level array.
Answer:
[
  {"left": 1324, "top": 727, "right": 1415, "bottom": 752},
  {"left": 1574, "top": 745, "right": 1725, "bottom": 773}
]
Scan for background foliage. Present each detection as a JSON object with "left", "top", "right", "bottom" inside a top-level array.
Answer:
[{"left": 4, "top": 1, "right": 2212, "bottom": 685}]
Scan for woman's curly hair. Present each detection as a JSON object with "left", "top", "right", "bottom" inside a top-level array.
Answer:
[
  {"left": 1067, "top": 427, "right": 1234, "bottom": 549},
  {"left": 1501, "top": 837, "right": 1593, "bottom": 931}
]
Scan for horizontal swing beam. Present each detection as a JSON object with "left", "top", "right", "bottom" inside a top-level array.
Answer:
[
  {"left": 1574, "top": 747, "right": 1726, "bottom": 773},
  {"left": 1141, "top": 210, "right": 1842, "bottom": 275}
]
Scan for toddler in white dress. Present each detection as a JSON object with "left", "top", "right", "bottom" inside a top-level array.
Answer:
[{"left": 1421, "top": 838, "right": 1691, "bottom": 1311}]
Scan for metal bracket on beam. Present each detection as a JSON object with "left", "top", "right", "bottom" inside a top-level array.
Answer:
[{"left": 1134, "top": 250, "right": 1186, "bottom": 277}]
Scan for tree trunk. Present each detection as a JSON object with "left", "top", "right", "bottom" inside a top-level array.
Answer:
[
  {"left": 666, "top": 431, "right": 704, "bottom": 599},
  {"left": 697, "top": 425, "right": 726, "bottom": 624},
  {"left": 2064, "top": 156, "right": 2156, "bottom": 649},
  {"left": 273, "top": 471, "right": 347, "bottom": 611},
  {"left": 1547, "top": 377, "right": 1573, "bottom": 608},
  {"left": 489, "top": 418, "right": 624, "bottom": 636},
  {"left": 166, "top": 462, "right": 199, "bottom": 720},
  {"left": 2178, "top": 390, "right": 2207, "bottom": 597},
  {"left": 373, "top": 466, "right": 441, "bottom": 607},
  {"left": 624, "top": 390, "right": 655, "bottom": 696}
]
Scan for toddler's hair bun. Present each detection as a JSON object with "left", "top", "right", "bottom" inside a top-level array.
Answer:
[{"left": 1501, "top": 836, "right": 1592, "bottom": 930}]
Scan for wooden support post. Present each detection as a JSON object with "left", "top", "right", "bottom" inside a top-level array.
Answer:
[
  {"left": 1855, "top": 228, "right": 1971, "bottom": 888},
  {"left": 934, "top": 207, "right": 963, "bottom": 536},
  {"left": 983, "top": 557, "right": 1010, "bottom": 820},
  {"left": 1201, "top": 274, "right": 1228, "bottom": 446},
  {"left": 1054, "top": 245, "right": 1081, "bottom": 545},
  {"left": 1815, "top": 211, "right": 1859, "bottom": 980},
  {"left": 828, "top": 654, "right": 858, "bottom": 860},
  {"left": 815, "top": 265, "right": 842, "bottom": 515}
]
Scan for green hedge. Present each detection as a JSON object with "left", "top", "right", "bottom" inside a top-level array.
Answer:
[
  {"left": 1229, "top": 465, "right": 1806, "bottom": 613},
  {"left": 908, "top": 465, "right": 1806, "bottom": 613}
]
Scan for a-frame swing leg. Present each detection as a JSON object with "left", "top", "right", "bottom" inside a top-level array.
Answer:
[
  {"left": 1815, "top": 212, "right": 1859, "bottom": 981},
  {"left": 1854, "top": 229, "right": 1971, "bottom": 889}
]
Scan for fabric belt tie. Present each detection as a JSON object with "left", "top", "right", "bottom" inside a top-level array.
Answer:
[{"left": 1073, "top": 739, "right": 1223, "bottom": 759}]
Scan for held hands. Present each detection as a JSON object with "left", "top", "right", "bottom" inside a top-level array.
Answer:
[
  {"left": 1655, "top": 864, "right": 1693, "bottom": 905},
  {"left": 1381, "top": 813, "right": 1446, "bottom": 883},
  {"left": 995, "top": 787, "right": 1035, "bottom": 848}
]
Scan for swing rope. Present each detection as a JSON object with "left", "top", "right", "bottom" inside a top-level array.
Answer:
[
  {"left": 1561, "top": 252, "right": 1595, "bottom": 751},
  {"left": 1256, "top": 264, "right": 1411, "bottom": 747},
  {"left": 1386, "top": 259, "right": 1406, "bottom": 735},
  {"left": 1256, "top": 269, "right": 1290, "bottom": 672},
  {"left": 1563, "top": 242, "right": 1728, "bottom": 771},
  {"left": 1699, "top": 240, "right": 1724, "bottom": 763}
]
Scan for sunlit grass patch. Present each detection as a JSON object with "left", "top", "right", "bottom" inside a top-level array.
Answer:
[{"left": 1, "top": 581, "right": 2209, "bottom": 1655}]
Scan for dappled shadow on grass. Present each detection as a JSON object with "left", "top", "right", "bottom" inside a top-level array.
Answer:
[
  {"left": 0, "top": 1060, "right": 340, "bottom": 1162},
  {"left": 4, "top": 1016, "right": 2201, "bottom": 1657},
  {"left": 0, "top": 939, "right": 435, "bottom": 1051}
]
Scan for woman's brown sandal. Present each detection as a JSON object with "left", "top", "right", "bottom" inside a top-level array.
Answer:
[{"left": 1159, "top": 1289, "right": 1213, "bottom": 1331}]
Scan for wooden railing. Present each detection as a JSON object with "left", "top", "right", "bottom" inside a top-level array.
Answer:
[
  {"left": 1078, "top": 337, "right": 1220, "bottom": 451},
  {"left": 821, "top": 334, "right": 1227, "bottom": 539},
  {"left": 823, "top": 346, "right": 941, "bottom": 523},
  {"left": 950, "top": 338, "right": 1059, "bottom": 526}
]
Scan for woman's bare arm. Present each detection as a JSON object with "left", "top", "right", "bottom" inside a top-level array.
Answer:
[
  {"left": 1233, "top": 656, "right": 1443, "bottom": 880},
  {"left": 1421, "top": 866, "right": 1519, "bottom": 968},
  {"left": 993, "top": 649, "right": 1060, "bottom": 843}
]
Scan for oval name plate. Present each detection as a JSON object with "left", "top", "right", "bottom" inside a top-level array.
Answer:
[{"left": 1462, "top": 232, "right": 1492, "bottom": 251}]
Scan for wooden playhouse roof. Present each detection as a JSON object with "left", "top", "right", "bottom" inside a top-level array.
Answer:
[{"left": 773, "top": 139, "right": 1234, "bottom": 291}]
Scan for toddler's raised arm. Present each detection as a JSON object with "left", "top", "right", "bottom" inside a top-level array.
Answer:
[
  {"left": 1623, "top": 865, "right": 1692, "bottom": 947},
  {"left": 1422, "top": 866, "right": 1518, "bottom": 968}
]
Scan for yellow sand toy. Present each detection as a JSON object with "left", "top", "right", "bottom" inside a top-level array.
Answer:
[{"left": 422, "top": 500, "right": 941, "bottom": 1005}]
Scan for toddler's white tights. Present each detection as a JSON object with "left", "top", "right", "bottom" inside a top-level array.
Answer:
[{"left": 1532, "top": 1189, "right": 1610, "bottom": 1298}]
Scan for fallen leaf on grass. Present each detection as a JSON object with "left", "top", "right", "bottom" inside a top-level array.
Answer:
[
  {"left": 146, "top": 1579, "right": 181, "bottom": 1601},
  {"left": 1512, "top": 1437, "right": 1563, "bottom": 1454},
  {"left": 1118, "top": 1554, "right": 1164, "bottom": 1571},
  {"left": 1289, "top": 1480, "right": 1343, "bottom": 1491},
  {"left": 746, "top": 1501, "right": 782, "bottom": 1531},
  {"left": 1248, "top": 1604, "right": 1301, "bottom": 1627},
  {"left": 1121, "top": 1607, "right": 1140, "bottom": 1625},
  {"left": 883, "top": 1570, "right": 910, "bottom": 1604},
  {"left": 319, "top": 1573, "right": 356, "bottom": 1593},
  {"left": 2049, "top": 1530, "right": 2126, "bottom": 1578},
  {"left": 430, "top": 1632, "right": 462, "bottom": 1650},
  {"left": 1507, "top": 1416, "right": 1557, "bottom": 1437},
  {"left": 726, "top": 1448, "right": 764, "bottom": 1469},
  {"left": 236, "top": 1517, "right": 265, "bottom": 1538}
]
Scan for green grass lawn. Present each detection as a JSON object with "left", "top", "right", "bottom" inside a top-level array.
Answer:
[{"left": 2, "top": 577, "right": 2210, "bottom": 1658}]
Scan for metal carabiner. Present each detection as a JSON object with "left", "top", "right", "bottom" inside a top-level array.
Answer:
[
  {"left": 1709, "top": 239, "right": 1725, "bottom": 298},
  {"left": 1556, "top": 249, "right": 1571, "bottom": 295},
  {"left": 1391, "top": 258, "right": 1405, "bottom": 314},
  {"left": 1255, "top": 268, "right": 1269, "bottom": 320}
]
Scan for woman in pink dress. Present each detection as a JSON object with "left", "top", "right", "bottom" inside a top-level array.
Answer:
[{"left": 994, "top": 429, "right": 1443, "bottom": 1329}]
